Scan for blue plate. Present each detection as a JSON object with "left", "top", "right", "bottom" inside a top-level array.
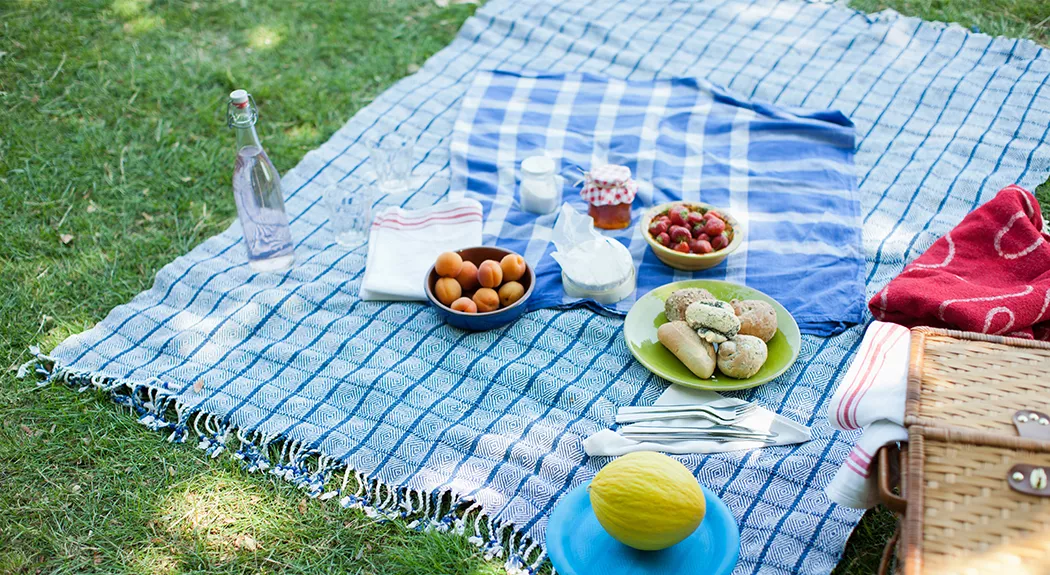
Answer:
[{"left": 546, "top": 481, "right": 740, "bottom": 575}]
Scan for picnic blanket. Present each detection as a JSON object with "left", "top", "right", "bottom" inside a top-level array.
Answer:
[
  {"left": 452, "top": 70, "right": 865, "bottom": 335},
  {"left": 31, "top": 1, "right": 1050, "bottom": 574}
]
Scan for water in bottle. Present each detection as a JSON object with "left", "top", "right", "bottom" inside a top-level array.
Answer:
[{"left": 227, "top": 89, "right": 294, "bottom": 271}]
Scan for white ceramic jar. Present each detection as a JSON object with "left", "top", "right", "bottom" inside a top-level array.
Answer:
[{"left": 520, "top": 155, "right": 562, "bottom": 214}]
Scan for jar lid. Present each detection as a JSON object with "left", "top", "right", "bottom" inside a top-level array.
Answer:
[
  {"left": 522, "top": 155, "right": 556, "bottom": 176},
  {"left": 588, "top": 164, "right": 632, "bottom": 187},
  {"left": 581, "top": 176, "right": 637, "bottom": 206}
]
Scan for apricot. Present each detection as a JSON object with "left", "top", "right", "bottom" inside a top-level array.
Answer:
[
  {"left": 434, "top": 277, "right": 462, "bottom": 307},
  {"left": 498, "top": 281, "right": 525, "bottom": 307},
  {"left": 477, "top": 260, "right": 503, "bottom": 289},
  {"left": 473, "top": 288, "right": 500, "bottom": 312},
  {"left": 500, "top": 254, "right": 527, "bottom": 282},
  {"left": 456, "top": 261, "right": 480, "bottom": 291},
  {"left": 450, "top": 297, "right": 478, "bottom": 314},
  {"left": 435, "top": 251, "right": 464, "bottom": 278}
]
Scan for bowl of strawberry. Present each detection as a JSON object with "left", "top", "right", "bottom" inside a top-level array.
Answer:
[{"left": 640, "top": 202, "right": 742, "bottom": 271}]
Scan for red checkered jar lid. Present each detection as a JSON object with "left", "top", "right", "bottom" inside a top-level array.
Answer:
[{"left": 580, "top": 164, "right": 637, "bottom": 207}]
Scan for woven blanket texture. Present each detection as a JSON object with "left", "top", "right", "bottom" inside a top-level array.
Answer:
[
  {"left": 37, "top": 1, "right": 1050, "bottom": 574},
  {"left": 451, "top": 70, "right": 865, "bottom": 335}
]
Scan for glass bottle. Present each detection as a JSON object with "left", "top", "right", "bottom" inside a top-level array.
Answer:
[{"left": 227, "top": 89, "right": 294, "bottom": 272}]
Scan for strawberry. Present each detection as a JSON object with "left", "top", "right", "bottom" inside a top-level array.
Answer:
[
  {"left": 690, "top": 239, "right": 713, "bottom": 254},
  {"left": 669, "top": 225, "right": 692, "bottom": 243},
  {"left": 668, "top": 205, "right": 689, "bottom": 227},
  {"left": 703, "top": 217, "right": 726, "bottom": 237}
]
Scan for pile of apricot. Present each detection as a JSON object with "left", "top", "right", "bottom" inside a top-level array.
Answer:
[{"left": 433, "top": 251, "right": 528, "bottom": 313}]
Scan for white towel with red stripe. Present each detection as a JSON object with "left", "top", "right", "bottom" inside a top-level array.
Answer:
[
  {"left": 360, "top": 199, "right": 484, "bottom": 301},
  {"left": 825, "top": 321, "right": 911, "bottom": 509}
]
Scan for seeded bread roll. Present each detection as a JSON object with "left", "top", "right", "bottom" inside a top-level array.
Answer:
[
  {"left": 731, "top": 299, "right": 778, "bottom": 342},
  {"left": 657, "top": 321, "right": 716, "bottom": 379},
  {"left": 663, "top": 288, "right": 716, "bottom": 322},
  {"left": 684, "top": 300, "right": 740, "bottom": 344},
  {"left": 716, "top": 335, "right": 768, "bottom": 379}
]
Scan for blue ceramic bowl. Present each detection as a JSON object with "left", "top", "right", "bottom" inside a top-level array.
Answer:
[{"left": 424, "top": 246, "right": 535, "bottom": 331}]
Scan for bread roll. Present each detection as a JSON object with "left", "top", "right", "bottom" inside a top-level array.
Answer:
[
  {"left": 716, "top": 335, "right": 768, "bottom": 379},
  {"left": 657, "top": 321, "right": 716, "bottom": 379},
  {"left": 684, "top": 300, "right": 740, "bottom": 344},
  {"left": 731, "top": 299, "right": 778, "bottom": 342},
  {"left": 663, "top": 288, "right": 716, "bottom": 322}
]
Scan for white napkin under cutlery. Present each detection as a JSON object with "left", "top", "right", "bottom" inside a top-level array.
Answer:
[{"left": 584, "top": 385, "right": 811, "bottom": 457}]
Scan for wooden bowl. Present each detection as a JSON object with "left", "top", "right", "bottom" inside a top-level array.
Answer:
[
  {"left": 424, "top": 246, "right": 535, "bottom": 331},
  {"left": 640, "top": 202, "right": 744, "bottom": 271}
]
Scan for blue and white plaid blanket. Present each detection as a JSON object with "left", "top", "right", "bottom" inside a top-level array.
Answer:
[
  {"left": 452, "top": 71, "right": 864, "bottom": 335},
  {"left": 36, "top": 1, "right": 1050, "bottom": 574}
]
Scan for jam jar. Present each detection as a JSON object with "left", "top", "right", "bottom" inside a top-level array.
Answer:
[{"left": 580, "top": 164, "right": 637, "bottom": 230}]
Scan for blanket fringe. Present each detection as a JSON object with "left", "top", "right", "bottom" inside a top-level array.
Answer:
[{"left": 23, "top": 349, "right": 547, "bottom": 574}]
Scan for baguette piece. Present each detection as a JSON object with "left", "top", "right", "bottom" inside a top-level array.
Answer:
[{"left": 657, "top": 321, "right": 717, "bottom": 379}]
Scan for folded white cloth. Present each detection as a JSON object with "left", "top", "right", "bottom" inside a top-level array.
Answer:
[
  {"left": 825, "top": 321, "right": 911, "bottom": 509},
  {"left": 584, "top": 385, "right": 811, "bottom": 457},
  {"left": 360, "top": 199, "right": 483, "bottom": 301}
]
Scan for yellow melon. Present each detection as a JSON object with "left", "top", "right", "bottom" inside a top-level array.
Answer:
[{"left": 588, "top": 451, "right": 706, "bottom": 550}]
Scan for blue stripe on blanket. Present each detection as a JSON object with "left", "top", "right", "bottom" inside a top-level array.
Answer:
[
  {"left": 38, "top": 1, "right": 1050, "bottom": 575},
  {"left": 451, "top": 71, "right": 864, "bottom": 335}
]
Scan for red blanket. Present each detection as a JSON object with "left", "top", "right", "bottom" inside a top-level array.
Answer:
[{"left": 870, "top": 185, "right": 1050, "bottom": 340}]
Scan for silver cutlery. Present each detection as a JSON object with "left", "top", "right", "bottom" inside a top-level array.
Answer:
[
  {"left": 619, "top": 431, "right": 777, "bottom": 444},
  {"left": 619, "top": 424, "right": 778, "bottom": 443},
  {"left": 619, "top": 434, "right": 777, "bottom": 444},
  {"left": 616, "top": 402, "right": 757, "bottom": 425}
]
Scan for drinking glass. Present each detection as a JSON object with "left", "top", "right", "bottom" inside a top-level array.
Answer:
[
  {"left": 367, "top": 133, "right": 414, "bottom": 194},
  {"left": 324, "top": 179, "right": 373, "bottom": 247}
]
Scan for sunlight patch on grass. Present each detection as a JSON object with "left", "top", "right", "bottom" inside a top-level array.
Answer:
[
  {"left": 124, "top": 15, "right": 164, "bottom": 35},
  {"left": 129, "top": 546, "right": 178, "bottom": 575},
  {"left": 112, "top": 0, "right": 151, "bottom": 19},
  {"left": 284, "top": 123, "right": 321, "bottom": 145},
  {"left": 160, "top": 474, "right": 270, "bottom": 554},
  {"left": 248, "top": 26, "right": 282, "bottom": 50}
]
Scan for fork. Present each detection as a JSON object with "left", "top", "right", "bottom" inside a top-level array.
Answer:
[
  {"left": 619, "top": 433, "right": 777, "bottom": 444},
  {"left": 619, "top": 424, "right": 778, "bottom": 443},
  {"left": 616, "top": 403, "right": 756, "bottom": 425}
]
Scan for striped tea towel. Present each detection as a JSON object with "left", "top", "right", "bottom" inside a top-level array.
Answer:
[
  {"left": 451, "top": 71, "right": 866, "bottom": 336},
  {"left": 826, "top": 321, "right": 910, "bottom": 508},
  {"left": 360, "top": 199, "right": 483, "bottom": 300}
]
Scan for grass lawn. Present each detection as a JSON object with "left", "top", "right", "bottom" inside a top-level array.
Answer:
[{"left": 0, "top": 1, "right": 1047, "bottom": 574}]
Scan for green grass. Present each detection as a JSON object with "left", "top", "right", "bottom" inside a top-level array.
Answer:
[{"left": 0, "top": 0, "right": 1047, "bottom": 574}]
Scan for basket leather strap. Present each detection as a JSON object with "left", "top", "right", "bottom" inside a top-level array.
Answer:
[
  {"left": 1014, "top": 410, "right": 1050, "bottom": 440},
  {"left": 1008, "top": 464, "right": 1050, "bottom": 497}
]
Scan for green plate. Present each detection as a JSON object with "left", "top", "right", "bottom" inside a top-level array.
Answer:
[{"left": 624, "top": 280, "right": 802, "bottom": 391}]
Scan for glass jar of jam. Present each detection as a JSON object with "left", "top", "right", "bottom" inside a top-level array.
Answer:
[{"left": 580, "top": 164, "right": 637, "bottom": 230}]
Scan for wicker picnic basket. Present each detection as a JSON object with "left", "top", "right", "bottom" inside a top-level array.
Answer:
[{"left": 877, "top": 327, "right": 1050, "bottom": 575}]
